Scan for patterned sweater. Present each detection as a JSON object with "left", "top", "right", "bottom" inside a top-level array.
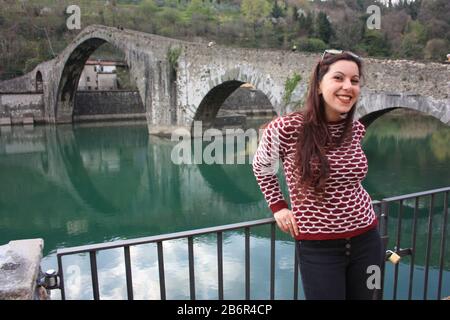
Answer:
[{"left": 252, "top": 112, "right": 377, "bottom": 240}]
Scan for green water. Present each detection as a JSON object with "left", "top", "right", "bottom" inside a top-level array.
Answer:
[{"left": 0, "top": 113, "right": 448, "bottom": 300}]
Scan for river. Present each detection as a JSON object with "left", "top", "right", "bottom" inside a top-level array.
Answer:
[{"left": 0, "top": 111, "right": 448, "bottom": 300}]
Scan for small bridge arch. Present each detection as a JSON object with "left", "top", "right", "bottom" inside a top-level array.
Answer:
[{"left": 35, "top": 70, "right": 43, "bottom": 92}]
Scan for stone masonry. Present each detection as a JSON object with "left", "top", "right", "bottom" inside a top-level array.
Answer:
[
  {"left": 0, "top": 25, "right": 448, "bottom": 130},
  {"left": 0, "top": 239, "right": 44, "bottom": 300}
]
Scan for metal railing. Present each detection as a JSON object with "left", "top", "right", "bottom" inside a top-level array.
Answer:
[
  {"left": 55, "top": 218, "right": 280, "bottom": 300},
  {"left": 378, "top": 187, "right": 449, "bottom": 300},
  {"left": 50, "top": 186, "right": 449, "bottom": 300}
]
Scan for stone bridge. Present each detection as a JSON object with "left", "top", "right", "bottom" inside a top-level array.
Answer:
[{"left": 0, "top": 25, "right": 449, "bottom": 129}]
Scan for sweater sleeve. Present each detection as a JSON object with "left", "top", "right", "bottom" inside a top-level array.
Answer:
[
  {"left": 356, "top": 120, "right": 366, "bottom": 142},
  {"left": 252, "top": 118, "right": 289, "bottom": 214}
]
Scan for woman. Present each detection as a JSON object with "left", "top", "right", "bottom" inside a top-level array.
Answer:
[{"left": 252, "top": 50, "right": 384, "bottom": 300}]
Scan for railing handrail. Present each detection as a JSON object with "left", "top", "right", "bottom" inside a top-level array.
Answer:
[
  {"left": 56, "top": 217, "right": 275, "bottom": 256},
  {"left": 381, "top": 186, "right": 450, "bottom": 202}
]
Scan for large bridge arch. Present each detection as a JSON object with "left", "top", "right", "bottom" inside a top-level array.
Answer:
[
  {"left": 357, "top": 91, "right": 450, "bottom": 127},
  {"left": 55, "top": 36, "right": 143, "bottom": 122},
  {"left": 190, "top": 66, "right": 280, "bottom": 130},
  {"left": 359, "top": 107, "right": 400, "bottom": 127}
]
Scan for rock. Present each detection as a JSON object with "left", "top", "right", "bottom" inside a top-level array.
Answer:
[{"left": 0, "top": 239, "right": 44, "bottom": 300}]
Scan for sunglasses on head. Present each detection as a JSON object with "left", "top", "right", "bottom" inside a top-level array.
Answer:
[{"left": 321, "top": 49, "right": 361, "bottom": 61}]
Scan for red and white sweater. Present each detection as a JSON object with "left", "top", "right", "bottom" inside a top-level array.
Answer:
[{"left": 252, "top": 112, "right": 377, "bottom": 240}]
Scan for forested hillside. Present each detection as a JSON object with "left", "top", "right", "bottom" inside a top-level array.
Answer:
[{"left": 0, "top": 0, "right": 448, "bottom": 80}]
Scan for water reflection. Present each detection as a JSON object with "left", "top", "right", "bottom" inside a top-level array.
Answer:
[
  {"left": 0, "top": 112, "right": 449, "bottom": 299},
  {"left": 0, "top": 121, "right": 274, "bottom": 255},
  {"left": 364, "top": 113, "right": 450, "bottom": 199}
]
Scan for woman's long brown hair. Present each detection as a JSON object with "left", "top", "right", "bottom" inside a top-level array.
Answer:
[{"left": 295, "top": 52, "right": 363, "bottom": 194}]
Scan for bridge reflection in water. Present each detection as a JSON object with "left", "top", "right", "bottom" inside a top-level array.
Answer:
[{"left": 0, "top": 112, "right": 448, "bottom": 299}]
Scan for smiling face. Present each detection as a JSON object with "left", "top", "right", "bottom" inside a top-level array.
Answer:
[{"left": 318, "top": 60, "right": 361, "bottom": 122}]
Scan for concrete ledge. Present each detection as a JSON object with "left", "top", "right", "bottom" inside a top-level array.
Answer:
[
  {"left": 73, "top": 113, "right": 146, "bottom": 122},
  {"left": 0, "top": 239, "right": 44, "bottom": 300},
  {"left": 0, "top": 117, "right": 11, "bottom": 126},
  {"left": 23, "top": 117, "right": 34, "bottom": 125},
  {"left": 148, "top": 125, "right": 190, "bottom": 138}
]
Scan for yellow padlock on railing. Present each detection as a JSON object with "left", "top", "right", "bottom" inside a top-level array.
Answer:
[{"left": 386, "top": 250, "right": 401, "bottom": 264}]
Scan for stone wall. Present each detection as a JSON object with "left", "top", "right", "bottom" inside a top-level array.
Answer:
[
  {"left": 73, "top": 90, "right": 145, "bottom": 122},
  {"left": 0, "top": 74, "right": 35, "bottom": 93},
  {"left": 0, "top": 93, "right": 44, "bottom": 124},
  {"left": 0, "top": 91, "right": 146, "bottom": 125}
]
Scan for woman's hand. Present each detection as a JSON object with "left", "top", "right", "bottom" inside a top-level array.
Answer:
[{"left": 274, "top": 208, "right": 299, "bottom": 238}]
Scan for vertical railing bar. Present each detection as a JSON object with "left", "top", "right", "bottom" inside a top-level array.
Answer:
[
  {"left": 393, "top": 200, "right": 403, "bottom": 300},
  {"left": 89, "top": 251, "right": 100, "bottom": 300},
  {"left": 423, "top": 193, "right": 435, "bottom": 300},
  {"left": 157, "top": 241, "right": 166, "bottom": 300},
  {"left": 293, "top": 239, "right": 299, "bottom": 300},
  {"left": 188, "top": 237, "right": 195, "bottom": 300},
  {"left": 372, "top": 202, "right": 383, "bottom": 300},
  {"left": 270, "top": 223, "right": 276, "bottom": 300},
  {"left": 245, "top": 227, "right": 250, "bottom": 300},
  {"left": 217, "top": 231, "right": 224, "bottom": 300},
  {"left": 437, "top": 191, "right": 448, "bottom": 300},
  {"left": 57, "top": 254, "right": 66, "bottom": 300},
  {"left": 408, "top": 196, "right": 419, "bottom": 300},
  {"left": 124, "top": 245, "right": 133, "bottom": 300},
  {"left": 379, "top": 201, "right": 389, "bottom": 300}
]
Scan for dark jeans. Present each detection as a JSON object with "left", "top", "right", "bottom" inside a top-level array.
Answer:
[{"left": 296, "top": 227, "right": 384, "bottom": 300}]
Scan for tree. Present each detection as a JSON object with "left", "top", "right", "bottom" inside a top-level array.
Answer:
[
  {"left": 418, "top": 0, "right": 450, "bottom": 44},
  {"left": 330, "top": 14, "right": 363, "bottom": 51},
  {"left": 298, "top": 12, "right": 314, "bottom": 37},
  {"left": 396, "top": 19, "right": 427, "bottom": 59},
  {"left": 360, "top": 29, "right": 390, "bottom": 57},
  {"left": 297, "top": 37, "right": 327, "bottom": 52},
  {"left": 271, "top": 1, "right": 284, "bottom": 19},
  {"left": 315, "top": 11, "right": 333, "bottom": 44},
  {"left": 241, "top": 0, "right": 272, "bottom": 27},
  {"left": 399, "top": 33, "right": 423, "bottom": 59},
  {"left": 139, "top": 0, "right": 160, "bottom": 16},
  {"left": 424, "top": 19, "right": 449, "bottom": 42},
  {"left": 406, "top": 0, "right": 422, "bottom": 20},
  {"left": 423, "top": 38, "right": 449, "bottom": 61},
  {"left": 292, "top": 6, "right": 298, "bottom": 21},
  {"left": 404, "top": 20, "right": 427, "bottom": 44}
]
